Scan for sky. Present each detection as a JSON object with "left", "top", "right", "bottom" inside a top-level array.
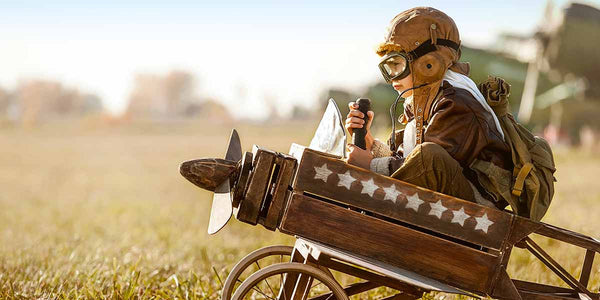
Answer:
[{"left": 0, "top": 0, "right": 594, "bottom": 119}]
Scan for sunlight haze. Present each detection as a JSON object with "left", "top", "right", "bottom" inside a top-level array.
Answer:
[{"left": 0, "top": 0, "right": 585, "bottom": 119}]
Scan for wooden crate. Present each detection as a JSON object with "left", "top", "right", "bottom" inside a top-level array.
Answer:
[
  {"left": 280, "top": 192, "right": 520, "bottom": 298},
  {"left": 284, "top": 148, "right": 534, "bottom": 298}
]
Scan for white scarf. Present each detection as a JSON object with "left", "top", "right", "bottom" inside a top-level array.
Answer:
[{"left": 402, "top": 69, "right": 504, "bottom": 156}]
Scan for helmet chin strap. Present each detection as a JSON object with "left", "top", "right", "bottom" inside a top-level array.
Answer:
[{"left": 389, "top": 82, "right": 429, "bottom": 154}]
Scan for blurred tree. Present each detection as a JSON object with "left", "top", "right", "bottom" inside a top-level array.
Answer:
[
  {"left": 127, "top": 70, "right": 228, "bottom": 120},
  {"left": 14, "top": 80, "right": 102, "bottom": 126},
  {"left": 319, "top": 88, "right": 357, "bottom": 113},
  {"left": 181, "top": 98, "right": 232, "bottom": 122},
  {"left": 290, "top": 104, "right": 314, "bottom": 120},
  {"left": 164, "top": 71, "right": 195, "bottom": 115},
  {"left": 364, "top": 82, "right": 397, "bottom": 130},
  {"left": 203, "top": 99, "right": 232, "bottom": 122},
  {"left": 127, "top": 73, "right": 172, "bottom": 118},
  {"left": 0, "top": 87, "right": 9, "bottom": 117},
  {"left": 264, "top": 92, "right": 280, "bottom": 121}
]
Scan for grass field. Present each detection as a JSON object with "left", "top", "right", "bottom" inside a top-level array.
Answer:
[{"left": 0, "top": 120, "right": 599, "bottom": 299}]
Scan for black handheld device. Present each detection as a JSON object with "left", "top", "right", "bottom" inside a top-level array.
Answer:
[{"left": 352, "top": 98, "right": 371, "bottom": 150}]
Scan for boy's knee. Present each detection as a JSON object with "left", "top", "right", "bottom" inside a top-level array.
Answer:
[
  {"left": 416, "top": 142, "right": 448, "bottom": 160},
  {"left": 415, "top": 142, "right": 461, "bottom": 170}
]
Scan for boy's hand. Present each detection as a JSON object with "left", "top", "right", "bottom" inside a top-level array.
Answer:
[
  {"left": 345, "top": 102, "right": 375, "bottom": 151},
  {"left": 347, "top": 144, "right": 373, "bottom": 170}
]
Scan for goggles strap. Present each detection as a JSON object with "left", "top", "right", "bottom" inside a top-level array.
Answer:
[{"left": 407, "top": 38, "right": 460, "bottom": 61}]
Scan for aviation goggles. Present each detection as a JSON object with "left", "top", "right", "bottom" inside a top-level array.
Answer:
[
  {"left": 377, "top": 39, "right": 461, "bottom": 83},
  {"left": 378, "top": 52, "right": 411, "bottom": 83}
]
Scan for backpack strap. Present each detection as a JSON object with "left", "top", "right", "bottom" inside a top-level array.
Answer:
[{"left": 512, "top": 162, "right": 534, "bottom": 197}]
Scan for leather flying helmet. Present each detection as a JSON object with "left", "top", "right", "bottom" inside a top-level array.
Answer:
[{"left": 377, "top": 7, "right": 468, "bottom": 144}]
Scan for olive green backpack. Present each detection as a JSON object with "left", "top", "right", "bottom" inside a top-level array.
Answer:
[{"left": 471, "top": 76, "right": 557, "bottom": 221}]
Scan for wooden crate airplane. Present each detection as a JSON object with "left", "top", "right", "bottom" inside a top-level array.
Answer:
[{"left": 180, "top": 100, "right": 599, "bottom": 300}]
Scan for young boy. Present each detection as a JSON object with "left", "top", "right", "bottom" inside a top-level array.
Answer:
[{"left": 345, "top": 7, "right": 512, "bottom": 208}]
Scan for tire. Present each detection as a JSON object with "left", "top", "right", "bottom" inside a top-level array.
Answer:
[
  {"left": 232, "top": 262, "right": 349, "bottom": 300},
  {"left": 222, "top": 245, "right": 293, "bottom": 300}
]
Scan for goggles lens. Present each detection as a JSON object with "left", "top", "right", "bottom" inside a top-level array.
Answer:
[{"left": 379, "top": 52, "right": 409, "bottom": 82}]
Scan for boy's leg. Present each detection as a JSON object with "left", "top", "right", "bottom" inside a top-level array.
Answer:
[{"left": 391, "top": 142, "right": 475, "bottom": 202}]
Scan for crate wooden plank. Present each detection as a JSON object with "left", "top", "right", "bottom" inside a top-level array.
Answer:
[
  {"left": 280, "top": 192, "right": 502, "bottom": 294},
  {"left": 536, "top": 223, "right": 600, "bottom": 252},
  {"left": 293, "top": 148, "right": 512, "bottom": 250},
  {"left": 513, "top": 280, "right": 578, "bottom": 294},
  {"left": 489, "top": 268, "right": 522, "bottom": 300},
  {"left": 580, "top": 250, "right": 595, "bottom": 287},
  {"left": 261, "top": 154, "right": 297, "bottom": 230},
  {"left": 235, "top": 147, "right": 276, "bottom": 225},
  {"left": 517, "top": 291, "right": 582, "bottom": 300},
  {"left": 506, "top": 216, "right": 543, "bottom": 246}
]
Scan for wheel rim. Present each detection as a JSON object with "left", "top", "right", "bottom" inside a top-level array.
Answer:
[
  {"left": 232, "top": 262, "right": 349, "bottom": 300},
  {"left": 222, "top": 245, "right": 294, "bottom": 300}
]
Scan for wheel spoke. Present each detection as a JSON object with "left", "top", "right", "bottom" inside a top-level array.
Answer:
[
  {"left": 238, "top": 277, "right": 271, "bottom": 299},
  {"left": 250, "top": 279, "right": 275, "bottom": 300},
  {"left": 280, "top": 273, "right": 287, "bottom": 300},
  {"left": 253, "top": 260, "right": 280, "bottom": 297},
  {"left": 256, "top": 279, "right": 272, "bottom": 299},
  {"left": 263, "top": 274, "right": 277, "bottom": 297}
]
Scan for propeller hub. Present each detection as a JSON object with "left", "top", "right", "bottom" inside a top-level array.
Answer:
[{"left": 179, "top": 158, "right": 238, "bottom": 192}]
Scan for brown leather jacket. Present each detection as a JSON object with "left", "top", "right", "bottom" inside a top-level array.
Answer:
[{"left": 390, "top": 81, "right": 513, "bottom": 198}]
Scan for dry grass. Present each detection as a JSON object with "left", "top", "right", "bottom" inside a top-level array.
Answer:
[{"left": 0, "top": 120, "right": 598, "bottom": 299}]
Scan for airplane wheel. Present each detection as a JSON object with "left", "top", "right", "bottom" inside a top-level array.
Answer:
[
  {"left": 222, "top": 245, "right": 293, "bottom": 300},
  {"left": 232, "top": 262, "right": 349, "bottom": 300}
]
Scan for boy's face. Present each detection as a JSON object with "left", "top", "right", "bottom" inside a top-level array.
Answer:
[{"left": 391, "top": 74, "right": 414, "bottom": 97}]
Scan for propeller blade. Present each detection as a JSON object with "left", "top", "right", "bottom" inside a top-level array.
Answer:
[
  {"left": 207, "top": 129, "right": 240, "bottom": 234},
  {"left": 225, "top": 129, "right": 242, "bottom": 162},
  {"left": 208, "top": 179, "right": 233, "bottom": 235}
]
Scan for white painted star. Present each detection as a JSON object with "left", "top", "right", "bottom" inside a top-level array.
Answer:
[
  {"left": 474, "top": 213, "right": 494, "bottom": 233},
  {"left": 337, "top": 171, "right": 356, "bottom": 190},
  {"left": 383, "top": 184, "right": 401, "bottom": 203},
  {"left": 428, "top": 200, "right": 448, "bottom": 219},
  {"left": 360, "top": 178, "right": 379, "bottom": 197},
  {"left": 314, "top": 164, "right": 332, "bottom": 182},
  {"left": 451, "top": 207, "right": 470, "bottom": 226},
  {"left": 405, "top": 193, "right": 424, "bottom": 212}
]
